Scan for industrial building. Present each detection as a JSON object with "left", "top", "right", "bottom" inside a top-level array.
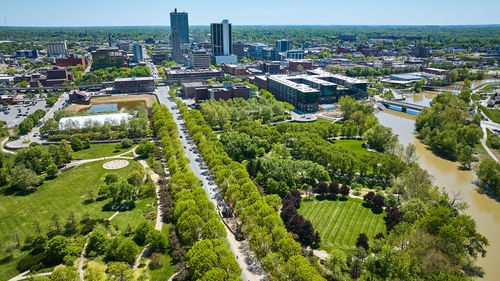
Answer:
[{"left": 56, "top": 54, "right": 87, "bottom": 68}]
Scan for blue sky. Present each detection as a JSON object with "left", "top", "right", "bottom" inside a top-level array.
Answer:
[{"left": 1, "top": 0, "right": 499, "bottom": 26}]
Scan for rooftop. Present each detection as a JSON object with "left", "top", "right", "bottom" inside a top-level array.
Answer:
[{"left": 59, "top": 113, "right": 131, "bottom": 130}]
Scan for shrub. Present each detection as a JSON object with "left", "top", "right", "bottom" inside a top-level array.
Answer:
[
  {"left": 149, "top": 253, "right": 163, "bottom": 270},
  {"left": 121, "top": 138, "right": 133, "bottom": 148},
  {"left": 16, "top": 252, "right": 47, "bottom": 272}
]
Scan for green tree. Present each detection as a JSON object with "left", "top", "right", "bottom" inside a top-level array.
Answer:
[
  {"left": 86, "top": 228, "right": 108, "bottom": 256},
  {"left": 476, "top": 158, "right": 500, "bottom": 196},
  {"left": 146, "top": 230, "right": 168, "bottom": 253},
  {"left": 107, "top": 262, "right": 133, "bottom": 281},
  {"left": 363, "top": 124, "right": 397, "bottom": 153},
  {"left": 70, "top": 137, "right": 83, "bottom": 151},
  {"left": 10, "top": 165, "right": 39, "bottom": 192},
  {"left": 51, "top": 265, "right": 78, "bottom": 281},
  {"left": 134, "top": 221, "right": 153, "bottom": 244},
  {"left": 458, "top": 145, "right": 473, "bottom": 170},
  {"left": 46, "top": 235, "right": 70, "bottom": 262},
  {"left": 46, "top": 162, "right": 59, "bottom": 178},
  {"left": 136, "top": 139, "right": 155, "bottom": 158},
  {"left": 19, "top": 117, "right": 34, "bottom": 134}
]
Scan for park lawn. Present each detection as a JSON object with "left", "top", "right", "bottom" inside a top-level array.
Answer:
[
  {"left": 298, "top": 197, "right": 386, "bottom": 253},
  {"left": 332, "top": 139, "right": 370, "bottom": 156},
  {"left": 480, "top": 106, "right": 500, "bottom": 124},
  {"left": 0, "top": 159, "right": 140, "bottom": 280},
  {"left": 111, "top": 197, "right": 156, "bottom": 236},
  {"left": 471, "top": 93, "right": 482, "bottom": 101},
  {"left": 72, "top": 143, "right": 136, "bottom": 160}
]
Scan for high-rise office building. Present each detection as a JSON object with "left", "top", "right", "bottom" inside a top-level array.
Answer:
[
  {"left": 171, "top": 29, "right": 183, "bottom": 64},
  {"left": 211, "top": 20, "right": 232, "bottom": 56},
  {"left": 132, "top": 44, "right": 143, "bottom": 63},
  {"left": 46, "top": 41, "right": 68, "bottom": 57},
  {"left": 170, "top": 8, "right": 189, "bottom": 44},
  {"left": 211, "top": 20, "right": 237, "bottom": 64},
  {"left": 276, "top": 39, "right": 290, "bottom": 52}
]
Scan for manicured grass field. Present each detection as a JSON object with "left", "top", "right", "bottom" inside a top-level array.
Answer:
[
  {"left": 478, "top": 82, "right": 500, "bottom": 93},
  {"left": 332, "top": 139, "right": 371, "bottom": 155},
  {"left": 72, "top": 143, "right": 136, "bottom": 160},
  {"left": 298, "top": 197, "right": 386, "bottom": 252},
  {"left": 480, "top": 106, "right": 500, "bottom": 124},
  {"left": 0, "top": 160, "right": 140, "bottom": 280},
  {"left": 149, "top": 223, "right": 175, "bottom": 280}
]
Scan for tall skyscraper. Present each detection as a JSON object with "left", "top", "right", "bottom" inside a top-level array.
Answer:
[
  {"left": 171, "top": 29, "right": 183, "bottom": 64},
  {"left": 132, "top": 43, "right": 143, "bottom": 63},
  {"left": 211, "top": 20, "right": 232, "bottom": 57},
  {"left": 170, "top": 8, "right": 189, "bottom": 44}
]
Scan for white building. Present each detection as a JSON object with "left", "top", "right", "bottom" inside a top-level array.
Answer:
[
  {"left": 190, "top": 49, "right": 211, "bottom": 68},
  {"left": 58, "top": 113, "right": 131, "bottom": 130},
  {"left": 46, "top": 41, "right": 68, "bottom": 57}
]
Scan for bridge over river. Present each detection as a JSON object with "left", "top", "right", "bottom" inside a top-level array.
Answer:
[{"left": 380, "top": 99, "right": 427, "bottom": 112}]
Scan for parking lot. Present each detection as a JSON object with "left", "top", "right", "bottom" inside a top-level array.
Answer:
[{"left": 0, "top": 100, "right": 48, "bottom": 128}]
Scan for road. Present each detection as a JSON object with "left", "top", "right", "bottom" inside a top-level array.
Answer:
[
  {"left": 6, "top": 92, "right": 68, "bottom": 149},
  {"left": 155, "top": 86, "right": 266, "bottom": 281}
]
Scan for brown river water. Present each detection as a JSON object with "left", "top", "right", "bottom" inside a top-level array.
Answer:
[{"left": 376, "top": 93, "right": 500, "bottom": 280}]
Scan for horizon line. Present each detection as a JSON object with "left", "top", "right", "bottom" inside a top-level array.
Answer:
[{"left": 1, "top": 24, "right": 500, "bottom": 28}]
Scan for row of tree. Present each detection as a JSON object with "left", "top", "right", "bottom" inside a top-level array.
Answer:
[
  {"left": 175, "top": 99, "right": 325, "bottom": 281},
  {"left": 152, "top": 103, "right": 242, "bottom": 280},
  {"left": 281, "top": 191, "right": 321, "bottom": 247},
  {"left": 19, "top": 109, "right": 46, "bottom": 134}
]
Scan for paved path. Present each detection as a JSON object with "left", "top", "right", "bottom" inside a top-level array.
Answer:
[
  {"left": 156, "top": 86, "right": 266, "bottom": 281},
  {"left": 8, "top": 271, "right": 52, "bottom": 281},
  {"left": 480, "top": 124, "right": 499, "bottom": 162},
  {"left": 1, "top": 137, "right": 16, "bottom": 154}
]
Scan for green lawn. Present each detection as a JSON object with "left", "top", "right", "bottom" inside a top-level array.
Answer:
[
  {"left": 471, "top": 93, "right": 482, "bottom": 101},
  {"left": 298, "top": 197, "right": 386, "bottom": 252},
  {"left": 332, "top": 139, "right": 371, "bottom": 155},
  {"left": 72, "top": 143, "right": 136, "bottom": 160},
  {"left": 111, "top": 197, "right": 156, "bottom": 235},
  {"left": 480, "top": 106, "right": 500, "bottom": 124},
  {"left": 0, "top": 160, "right": 140, "bottom": 280}
]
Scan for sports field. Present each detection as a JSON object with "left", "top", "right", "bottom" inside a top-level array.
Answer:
[{"left": 298, "top": 197, "right": 386, "bottom": 252}]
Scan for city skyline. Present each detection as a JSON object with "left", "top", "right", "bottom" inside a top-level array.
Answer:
[{"left": 1, "top": 0, "right": 499, "bottom": 26}]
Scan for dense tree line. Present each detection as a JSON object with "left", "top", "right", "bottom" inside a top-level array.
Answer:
[
  {"left": 199, "top": 94, "right": 288, "bottom": 130},
  {"left": 152, "top": 104, "right": 242, "bottom": 280},
  {"left": 72, "top": 66, "right": 151, "bottom": 83},
  {"left": 175, "top": 98, "right": 325, "bottom": 281},
  {"left": 416, "top": 92, "right": 482, "bottom": 163}
]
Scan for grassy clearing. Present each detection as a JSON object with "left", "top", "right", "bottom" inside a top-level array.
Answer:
[
  {"left": 471, "top": 93, "right": 482, "bottom": 101},
  {"left": 298, "top": 197, "right": 386, "bottom": 252},
  {"left": 72, "top": 143, "right": 136, "bottom": 160},
  {"left": 111, "top": 197, "right": 156, "bottom": 236},
  {"left": 332, "top": 139, "right": 370, "bottom": 155},
  {"left": 0, "top": 160, "right": 140, "bottom": 280},
  {"left": 480, "top": 106, "right": 500, "bottom": 124}
]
